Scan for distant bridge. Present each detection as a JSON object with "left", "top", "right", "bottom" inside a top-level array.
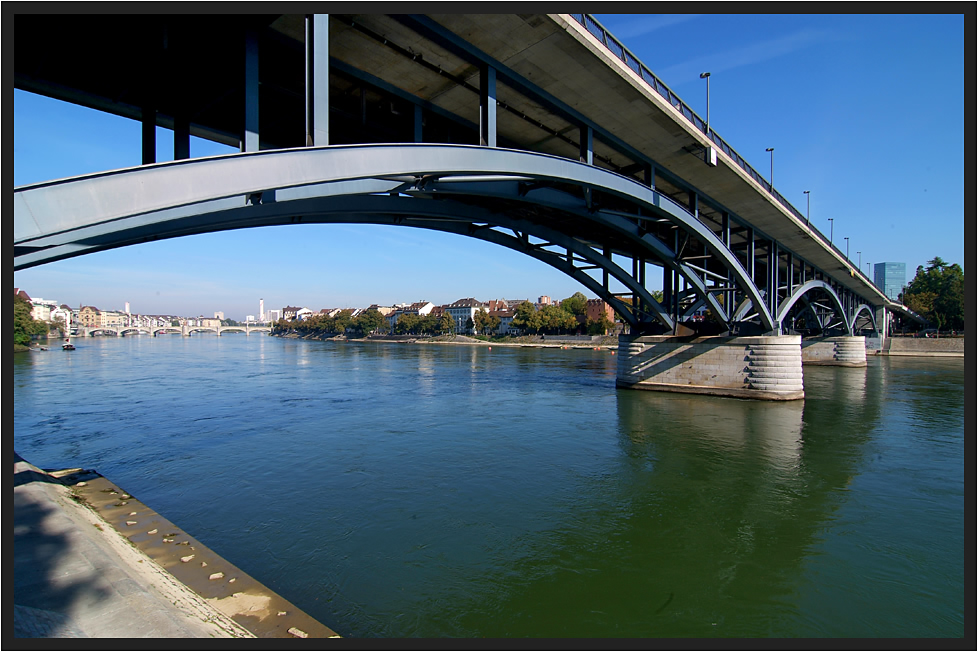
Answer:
[{"left": 76, "top": 324, "right": 272, "bottom": 338}]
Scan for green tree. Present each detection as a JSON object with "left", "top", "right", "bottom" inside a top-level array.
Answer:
[
  {"left": 14, "top": 294, "right": 47, "bottom": 347},
  {"left": 538, "top": 304, "right": 577, "bottom": 334},
  {"left": 901, "top": 257, "right": 965, "bottom": 331},
  {"left": 439, "top": 313, "right": 456, "bottom": 335},
  {"left": 334, "top": 310, "right": 353, "bottom": 334},
  {"left": 473, "top": 309, "right": 500, "bottom": 336},
  {"left": 352, "top": 309, "right": 387, "bottom": 336},
  {"left": 14, "top": 294, "right": 33, "bottom": 346},
  {"left": 586, "top": 313, "right": 614, "bottom": 335},
  {"left": 512, "top": 301, "right": 540, "bottom": 334},
  {"left": 395, "top": 313, "right": 420, "bottom": 335},
  {"left": 560, "top": 292, "right": 588, "bottom": 317}
]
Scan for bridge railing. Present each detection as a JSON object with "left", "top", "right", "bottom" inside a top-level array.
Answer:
[{"left": 570, "top": 17, "right": 820, "bottom": 233}]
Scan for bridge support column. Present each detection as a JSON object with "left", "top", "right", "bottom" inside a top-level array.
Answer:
[
  {"left": 243, "top": 28, "right": 260, "bottom": 152},
  {"left": 800, "top": 336, "right": 867, "bottom": 367},
  {"left": 479, "top": 64, "right": 497, "bottom": 147},
  {"left": 141, "top": 105, "right": 156, "bottom": 165},
  {"left": 305, "top": 14, "right": 329, "bottom": 147},
  {"left": 616, "top": 334, "right": 804, "bottom": 401}
]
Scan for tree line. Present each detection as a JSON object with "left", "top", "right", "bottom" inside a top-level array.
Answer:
[
  {"left": 272, "top": 308, "right": 455, "bottom": 337},
  {"left": 511, "top": 292, "right": 615, "bottom": 336},
  {"left": 270, "top": 292, "right": 620, "bottom": 339}
]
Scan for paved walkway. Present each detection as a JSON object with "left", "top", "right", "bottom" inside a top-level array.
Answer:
[{"left": 13, "top": 453, "right": 251, "bottom": 638}]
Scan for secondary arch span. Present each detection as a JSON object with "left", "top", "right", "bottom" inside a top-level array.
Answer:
[
  {"left": 850, "top": 304, "right": 878, "bottom": 334},
  {"left": 14, "top": 144, "right": 776, "bottom": 333},
  {"left": 776, "top": 280, "right": 852, "bottom": 336}
]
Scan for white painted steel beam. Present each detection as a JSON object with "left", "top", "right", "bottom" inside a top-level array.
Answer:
[{"left": 14, "top": 144, "right": 775, "bottom": 332}]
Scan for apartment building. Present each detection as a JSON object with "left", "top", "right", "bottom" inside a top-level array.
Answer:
[{"left": 446, "top": 298, "right": 486, "bottom": 334}]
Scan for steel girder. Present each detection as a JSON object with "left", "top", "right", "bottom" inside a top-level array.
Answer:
[{"left": 15, "top": 144, "right": 777, "bottom": 332}]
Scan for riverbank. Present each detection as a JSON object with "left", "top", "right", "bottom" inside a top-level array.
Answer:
[
  {"left": 276, "top": 331, "right": 967, "bottom": 358},
  {"left": 13, "top": 453, "right": 340, "bottom": 639},
  {"left": 277, "top": 331, "right": 622, "bottom": 350}
]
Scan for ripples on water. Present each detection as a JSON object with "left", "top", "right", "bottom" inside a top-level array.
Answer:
[{"left": 13, "top": 336, "right": 964, "bottom": 638}]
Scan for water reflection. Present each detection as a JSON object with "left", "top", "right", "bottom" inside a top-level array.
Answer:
[{"left": 617, "top": 390, "right": 805, "bottom": 471}]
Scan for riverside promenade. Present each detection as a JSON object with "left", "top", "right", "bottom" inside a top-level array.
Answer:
[{"left": 13, "top": 453, "right": 338, "bottom": 639}]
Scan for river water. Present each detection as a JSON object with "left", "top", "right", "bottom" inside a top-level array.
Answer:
[{"left": 13, "top": 335, "right": 964, "bottom": 638}]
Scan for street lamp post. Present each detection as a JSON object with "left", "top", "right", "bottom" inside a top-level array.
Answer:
[
  {"left": 828, "top": 218, "right": 834, "bottom": 244},
  {"left": 857, "top": 251, "right": 862, "bottom": 269},
  {"left": 803, "top": 190, "right": 810, "bottom": 225},
  {"left": 765, "top": 147, "right": 774, "bottom": 190},
  {"left": 699, "top": 72, "right": 711, "bottom": 136},
  {"left": 844, "top": 237, "right": 850, "bottom": 260}
]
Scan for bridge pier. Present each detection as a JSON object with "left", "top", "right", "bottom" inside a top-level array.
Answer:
[
  {"left": 616, "top": 334, "right": 804, "bottom": 401},
  {"left": 800, "top": 336, "right": 867, "bottom": 367}
]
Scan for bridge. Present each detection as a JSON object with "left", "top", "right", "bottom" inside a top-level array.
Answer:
[
  {"left": 14, "top": 13, "right": 915, "bottom": 399},
  {"left": 73, "top": 324, "right": 272, "bottom": 338}
]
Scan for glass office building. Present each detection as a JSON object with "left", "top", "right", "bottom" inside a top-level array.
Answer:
[{"left": 874, "top": 262, "right": 906, "bottom": 301}]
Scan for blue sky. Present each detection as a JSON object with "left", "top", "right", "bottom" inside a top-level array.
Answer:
[{"left": 13, "top": 13, "right": 965, "bottom": 320}]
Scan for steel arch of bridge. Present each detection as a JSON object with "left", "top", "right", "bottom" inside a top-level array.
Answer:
[
  {"left": 777, "top": 280, "right": 851, "bottom": 336},
  {"left": 850, "top": 304, "right": 878, "bottom": 334},
  {"left": 774, "top": 280, "right": 879, "bottom": 337},
  {"left": 15, "top": 144, "right": 782, "bottom": 332}
]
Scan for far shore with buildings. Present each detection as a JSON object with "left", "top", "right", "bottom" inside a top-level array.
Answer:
[
  {"left": 13, "top": 291, "right": 618, "bottom": 338},
  {"left": 14, "top": 261, "right": 907, "bottom": 340}
]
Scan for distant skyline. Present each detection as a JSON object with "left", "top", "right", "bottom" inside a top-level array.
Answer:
[{"left": 13, "top": 13, "right": 965, "bottom": 321}]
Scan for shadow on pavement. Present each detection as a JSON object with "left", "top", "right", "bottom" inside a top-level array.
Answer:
[{"left": 14, "top": 452, "right": 108, "bottom": 638}]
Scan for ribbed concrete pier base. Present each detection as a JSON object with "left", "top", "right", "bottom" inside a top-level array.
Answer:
[
  {"left": 616, "top": 334, "right": 804, "bottom": 401},
  {"left": 801, "top": 336, "right": 867, "bottom": 366}
]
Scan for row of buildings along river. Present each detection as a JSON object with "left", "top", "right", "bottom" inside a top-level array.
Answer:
[{"left": 14, "top": 288, "right": 619, "bottom": 337}]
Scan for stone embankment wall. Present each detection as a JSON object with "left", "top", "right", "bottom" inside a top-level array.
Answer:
[
  {"left": 617, "top": 335, "right": 804, "bottom": 400},
  {"left": 884, "top": 337, "right": 965, "bottom": 357}
]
